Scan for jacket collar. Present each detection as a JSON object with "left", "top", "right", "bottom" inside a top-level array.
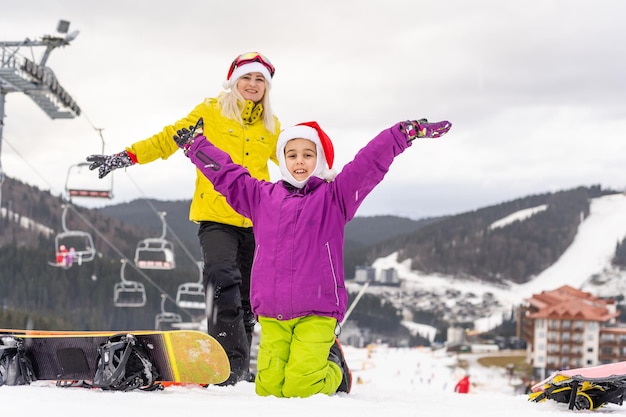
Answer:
[
  {"left": 281, "top": 176, "right": 325, "bottom": 194},
  {"left": 241, "top": 100, "right": 263, "bottom": 124}
]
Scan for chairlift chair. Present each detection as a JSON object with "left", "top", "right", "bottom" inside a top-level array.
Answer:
[
  {"left": 155, "top": 294, "right": 182, "bottom": 330},
  {"left": 169, "top": 321, "right": 204, "bottom": 331},
  {"left": 134, "top": 211, "right": 176, "bottom": 270},
  {"left": 53, "top": 231, "right": 95, "bottom": 266},
  {"left": 176, "top": 261, "right": 206, "bottom": 310},
  {"left": 113, "top": 259, "right": 146, "bottom": 308},
  {"left": 50, "top": 204, "right": 96, "bottom": 268},
  {"left": 134, "top": 238, "right": 175, "bottom": 269},
  {"left": 65, "top": 162, "right": 113, "bottom": 199}
]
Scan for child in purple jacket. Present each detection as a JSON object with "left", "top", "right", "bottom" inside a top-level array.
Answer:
[{"left": 173, "top": 117, "right": 451, "bottom": 397}]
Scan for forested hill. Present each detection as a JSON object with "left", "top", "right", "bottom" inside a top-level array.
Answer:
[
  {"left": 1, "top": 175, "right": 623, "bottom": 331},
  {"left": 0, "top": 176, "right": 433, "bottom": 330},
  {"left": 2, "top": 175, "right": 620, "bottom": 284}
]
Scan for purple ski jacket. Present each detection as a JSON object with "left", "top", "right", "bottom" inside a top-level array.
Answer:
[{"left": 186, "top": 123, "right": 412, "bottom": 322}]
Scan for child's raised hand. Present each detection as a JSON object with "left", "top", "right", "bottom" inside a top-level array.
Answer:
[
  {"left": 400, "top": 119, "right": 451, "bottom": 142},
  {"left": 173, "top": 118, "right": 204, "bottom": 155}
]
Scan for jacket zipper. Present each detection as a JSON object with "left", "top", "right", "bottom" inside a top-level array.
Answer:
[
  {"left": 252, "top": 244, "right": 260, "bottom": 270},
  {"left": 325, "top": 242, "right": 340, "bottom": 306}
]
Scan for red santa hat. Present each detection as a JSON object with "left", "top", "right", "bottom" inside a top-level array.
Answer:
[{"left": 276, "top": 121, "right": 337, "bottom": 188}]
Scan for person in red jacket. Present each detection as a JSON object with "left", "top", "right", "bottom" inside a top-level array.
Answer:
[{"left": 455, "top": 374, "right": 470, "bottom": 393}]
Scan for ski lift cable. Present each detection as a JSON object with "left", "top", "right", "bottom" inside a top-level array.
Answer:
[
  {"left": 80, "top": 111, "right": 108, "bottom": 154},
  {"left": 3, "top": 109, "right": 111, "bottom": 199},
  {"left": 69, "top": 109, "right": 200, "bottom": 268},
  {"left": 65, "top": 203, "right": 196, "bottom": 318},
  {"left": 5, "top": 113, "right": 198, "bottom": 312},
  {"left": 5, "top": 127, "right": 184, "bottom": 267},
  {"left": 6, "top": 126, "right": 195, "bottom": 312},
  {"left": 83, "top": 112, "right": 189, "bottom": 258},
  {"left": 3, "top": 135, "right": 58, "bottom": 193}
]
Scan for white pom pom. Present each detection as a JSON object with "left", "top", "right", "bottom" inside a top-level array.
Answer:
[{"left": 320, "top": 168, "right": 337, "bottom": 181}]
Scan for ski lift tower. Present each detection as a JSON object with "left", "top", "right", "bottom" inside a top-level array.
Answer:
[{"left": 0, "top": 20, "right": 81, "bottom": 206}]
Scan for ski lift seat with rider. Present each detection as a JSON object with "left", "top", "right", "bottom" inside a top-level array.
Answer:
[
  {"left": 134, "top": 212, "right": 176, "bottom": 270},
  {"left": 176, "top": 262, "right": 206, "bottom": 310},
  {"left": 50, "top": 205, "right": 96, "bottom": 268},
  {"left": 54, "top": 232, "right": 95, "bottom": 265},
  {"left": 113, "top": 260, "right": 146, "bottom": 308}
]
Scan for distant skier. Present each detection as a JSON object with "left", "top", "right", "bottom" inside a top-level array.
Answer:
[
  {"left": 67, "top": 247, "right": 76, "bottom": 266},
  {"left": 455, "top": 374, "right": 470, "bottom": 393},
  {"left": 56, "top": 245, "right": 68, "bottom": 266}
]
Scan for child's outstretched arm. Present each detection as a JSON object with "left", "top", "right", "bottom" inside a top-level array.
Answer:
[
  {"left": 334, "top": 117, "right": 451, "bottom": 221},
  {"left": 172, "top": 117, "right": 260, "bottom": 219}
]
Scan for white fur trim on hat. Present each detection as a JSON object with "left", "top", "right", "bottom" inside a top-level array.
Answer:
[
  {"left": 223, "top": 62, "right": 272, "bottom": 90},
  {"left": 277, "top": 125, "right": 319, "bottom": 149}
]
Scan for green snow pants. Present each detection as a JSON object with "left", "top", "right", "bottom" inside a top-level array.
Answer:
[{"left": 255, "top": 315, "right": 343, "bottom": 397}]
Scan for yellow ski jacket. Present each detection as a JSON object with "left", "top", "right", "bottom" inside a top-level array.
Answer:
[{"left": 126, "top": 98, "right": 280, "bottom": 227}]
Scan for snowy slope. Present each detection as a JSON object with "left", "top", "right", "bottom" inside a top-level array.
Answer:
[{"left": 515, "top": 193, "right": 626, "bottom": 298}]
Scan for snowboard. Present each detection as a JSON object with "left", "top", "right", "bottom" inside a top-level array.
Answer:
[
  {"left": 0, "top": 328, "right": 230, "bottom": 388},
  {"left": 529, "top": 361, "right": 626, "bottom": 410}
]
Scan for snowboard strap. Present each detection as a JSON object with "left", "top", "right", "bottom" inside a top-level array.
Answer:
[
  {"left": 92, "top": 333, "right": 162, "bottom": 391},
  {"left": 0, "top": 335, "right": 36, "bottom": 386}
]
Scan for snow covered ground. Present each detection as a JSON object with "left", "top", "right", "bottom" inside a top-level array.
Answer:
[{"left": 1, "top": 344, "right": 607, "bottom": 416}]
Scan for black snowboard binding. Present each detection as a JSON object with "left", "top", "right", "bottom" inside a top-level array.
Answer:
[
  {"left": 0, "top": 335, "right": 36, "bottom": 386},
  {"left": 530, "top": 373, "right": 626, "bottom": 410},
  {"left": 92, "top": 333, "right": 162, "bottom": 391}
]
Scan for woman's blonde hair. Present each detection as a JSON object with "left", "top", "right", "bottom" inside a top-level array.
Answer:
[{"left": 216, "top": 79, "right": 277, "bottom": 133}]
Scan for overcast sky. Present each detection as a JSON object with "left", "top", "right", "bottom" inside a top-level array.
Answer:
[{"left": 1, "top": 0, "right": 625, "bottom": 220}]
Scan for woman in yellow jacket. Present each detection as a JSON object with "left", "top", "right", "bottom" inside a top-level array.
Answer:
[{"left": 87, "top": 52, "right": 280, "bottom": 385}]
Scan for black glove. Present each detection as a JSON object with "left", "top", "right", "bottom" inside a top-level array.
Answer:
[
  {"left": 400, "top": 119, "right": 452, "bottom": 142},
  {"left": 86, "top": 150, "right": 135, "bottom": 179},
  {"left": 173, "top": 118, "right": 204, "bottom": 155}
]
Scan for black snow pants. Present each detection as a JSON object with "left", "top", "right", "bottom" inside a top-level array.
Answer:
[{"left": 198, "top": 221, "right": 256, "bottom": 384}]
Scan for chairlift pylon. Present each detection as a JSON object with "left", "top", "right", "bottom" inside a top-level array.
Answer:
[
  {"left": 49, "top": 204, "right": 96, "bottom": 268},
  {"left": 113, "top": 259, "right": 146, "bottom": 308},
  {"left": 134, "top": 211, "right": 176, "bottom": 270},
  {"left": 155, "top": 293, "right": 182, "bottom": 330},
  {"left": 176, "top": 261, "right": 207, "bottom": 310}
]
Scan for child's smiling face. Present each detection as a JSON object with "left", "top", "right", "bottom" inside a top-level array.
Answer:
[{"left": 284, "top": 138, "right": 318, "bottom": 182}]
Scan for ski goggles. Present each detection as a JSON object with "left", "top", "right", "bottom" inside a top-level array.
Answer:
[{"left": 227, "top": 52, "right": 275, "bottom": 80}]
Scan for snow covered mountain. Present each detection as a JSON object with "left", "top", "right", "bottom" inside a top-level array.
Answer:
[{"left": 354, "top": 193, "right": 626, "bottom": 334}]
